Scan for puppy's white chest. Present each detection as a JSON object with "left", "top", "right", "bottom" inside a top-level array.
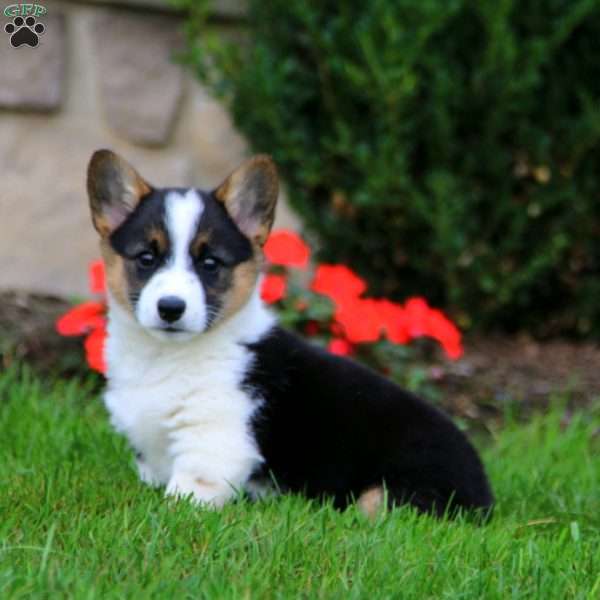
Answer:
[{"left": 105, "top": 371, "right": 260, "bottom": 489}]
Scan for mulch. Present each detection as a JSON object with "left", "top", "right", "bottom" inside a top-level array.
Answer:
[
  {"left": 436, "top": 335, "right": 600, "bottom": 429},
  {"left": 0, "top": 291, "right": 84, "bottom": 375}
]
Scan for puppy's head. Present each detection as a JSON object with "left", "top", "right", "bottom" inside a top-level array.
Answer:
[{"left": 87, "top": 149, "right": 278, "bottom": 341}]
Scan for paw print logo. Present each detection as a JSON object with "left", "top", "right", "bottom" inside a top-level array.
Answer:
[{"left": 4, "top": 16, "right": 45, "bottom": 48}]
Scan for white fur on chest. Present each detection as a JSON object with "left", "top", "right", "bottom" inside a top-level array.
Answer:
[{"left": 104, "top": 291, "right": 274, "bottom": 506}]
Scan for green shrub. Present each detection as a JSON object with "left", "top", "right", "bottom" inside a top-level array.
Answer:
[{"left": 177, "top": 0, "right": 600, "bottom": 336}]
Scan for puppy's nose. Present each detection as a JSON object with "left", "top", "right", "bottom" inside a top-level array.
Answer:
[{"left": 157, "top": 296, "right": 186, "bottom": 323}]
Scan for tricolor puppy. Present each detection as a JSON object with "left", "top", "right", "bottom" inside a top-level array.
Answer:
[{"left": 87, "top": 149, "right": 493, "bottom": 518}]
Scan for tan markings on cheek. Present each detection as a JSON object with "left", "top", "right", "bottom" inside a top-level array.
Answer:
[
  {"left": 100, "top": 241, "right": 134, "bottom": 315},
  {"left": 147, "top": 226, "right": 168, "bottom": 254},
  {"left": 220, "top": 259, "right": 259, "bottom": 321},
  {"left": 357, "top": 486, "right": 385, "bottom": 520}
]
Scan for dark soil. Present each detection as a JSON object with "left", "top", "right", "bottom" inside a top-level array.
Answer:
[
  {"left": 436, "top": 335, "right": 600, "bottom": 429},
  {"left": 0, "top": 291, "right": 87, "bottom": 377}
]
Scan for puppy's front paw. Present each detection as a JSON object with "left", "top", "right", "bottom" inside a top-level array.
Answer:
[
  {"left": 137, "top": 459, "right": 162, "bottom": 487},
  {"left": 166, "top": 473, "right": 231, "bottom": 508}
]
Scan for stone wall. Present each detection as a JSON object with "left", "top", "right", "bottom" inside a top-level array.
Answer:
[{"left": 0, "top": 0, "right": 297, "bottom": 298}]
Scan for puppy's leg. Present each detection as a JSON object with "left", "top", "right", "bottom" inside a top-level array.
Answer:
[
  {"left": 357, "top": 486, "right": 386, "bottom": 520},
  {"left": 136, "top": 457, "right": 162, "bottom": 487},
  {"left": 165, "top": 423, "right": 261, "bottom": 508}
]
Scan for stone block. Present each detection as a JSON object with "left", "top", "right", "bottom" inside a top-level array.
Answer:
[
  {"left": 0, "top": 12, "right": 65, "bottom": 111},
  {"left": 93, "top": 11, "right": 185, "bottom": 146}
]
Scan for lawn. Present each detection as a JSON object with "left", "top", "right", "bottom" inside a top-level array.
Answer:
[{"left": 0, "top": 366, "right": 598, "bottom": 599}]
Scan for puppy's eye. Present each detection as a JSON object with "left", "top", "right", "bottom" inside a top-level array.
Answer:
[
  {"left": 200, "top": 256, "right": 221, "bottom": 272},
  {"left": 136, "top": 251, "right": 157, "bottom": 269}
]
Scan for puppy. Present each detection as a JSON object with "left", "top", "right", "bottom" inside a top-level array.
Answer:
[{"left": 87, "top": 149, "right": 493, "bottom": 518}]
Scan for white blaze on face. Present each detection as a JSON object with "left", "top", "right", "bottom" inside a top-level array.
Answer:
[{"left": 136, "top": 190, "right": 207, "bottom": 339}]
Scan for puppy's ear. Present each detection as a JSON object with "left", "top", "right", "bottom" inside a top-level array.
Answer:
[
  {"left": 87, "top": 149, "right": 151, "bottom": 237},
  {"left": 214, "top": 155, "right": 278, "bottom": 246}
]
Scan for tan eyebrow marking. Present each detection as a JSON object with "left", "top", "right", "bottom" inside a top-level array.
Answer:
[
  {"left": 190, "top": 230, "right": 212, "bottom": 257},
  {"left": 147, "top": 226, "right": 168, "bottom": 254}
]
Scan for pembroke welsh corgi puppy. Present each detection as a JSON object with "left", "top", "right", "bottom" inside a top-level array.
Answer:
[{"left": 87, "top": 149, "right": 493, "bottom": 518}]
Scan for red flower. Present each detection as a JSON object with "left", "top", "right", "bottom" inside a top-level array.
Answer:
[
  {"left": 56, "top": 261, "right": 109, "bottom": 374},
  {"left": 376, "top": 299, "right": 410, "bottom": 344},
  {"left": 85, "top": 327, "right": 107, "bottom": 373},
  {"left": 56, "top": 302, "right": 106, "bottom": 336},
  {"left": 260, "top": 274, "right": 287, "bottom": 304},
  {"left": 424, "top": 308, "right": 464, "bottom": 359},
  {"left": 89, "top": 259, "right": 106, "bottom": 294},
  {"left": 402, "top": 297, "right": 464, "bottom": 359},
  {"left": 311, "top": 264, "right": 367, "bottom": 305},
  {"left": 404, "top": 297, "right": 430, "bottom": 338},
  {"left": 442, "top": 343, "right": 463, "bottom": 360},
  {"left": 333, "top": 297, "right": 382, "bottom": 343},
  {"left": 328, "top": 337, "right": 354, "bottom": 356},
  {"left": 264, "top": 230, "right": 310, "bottom": 269}
]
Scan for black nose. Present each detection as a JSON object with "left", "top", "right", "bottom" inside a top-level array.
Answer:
[{"left": 157, "top": 296, "right": 186, "bottom": 323}]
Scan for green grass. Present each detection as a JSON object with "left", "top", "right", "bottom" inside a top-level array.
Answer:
[{"left": 0, "top": 367, "right": 598, "bottom": 599}]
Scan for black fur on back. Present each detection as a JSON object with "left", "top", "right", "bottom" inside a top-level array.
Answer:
[{"left": 245, "top": 327, "right": 494, "bottom": 518}]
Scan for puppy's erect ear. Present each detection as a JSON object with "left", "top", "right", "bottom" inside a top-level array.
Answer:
[
  {"left": 214, "top": 155, "right": 278, "bottom": 246},
  {"left": 87, "top": 149, "right": 152, "bottom": 237}
]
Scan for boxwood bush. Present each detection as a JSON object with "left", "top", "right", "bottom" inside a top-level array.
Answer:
[{"left": 177, "top": 0, "right": 600, "bottom": 336}]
